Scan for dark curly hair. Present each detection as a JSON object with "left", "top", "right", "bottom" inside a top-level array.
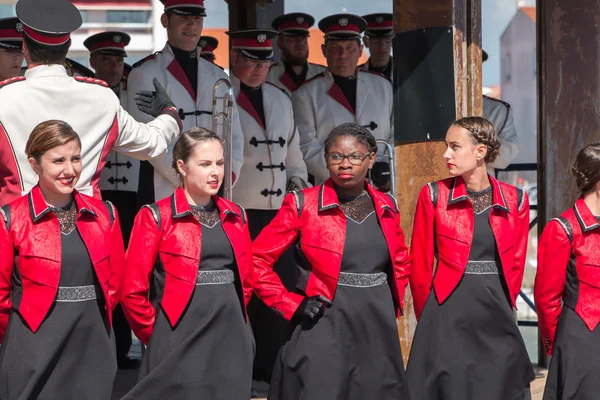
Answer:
[
  {"left": 572, "top": 143, "right": 600, "bottom": 193},
  {"left": 451, "top": 116, "right": 500, "bottom": 164},
  {"left": 324, "top": 123, "right": 377, "bottom": 154}
]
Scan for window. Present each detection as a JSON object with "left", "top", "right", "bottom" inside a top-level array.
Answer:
[
  {"left": 504, "top": 53, "right": 512, "bottom": 83},
  {"left": 80, "top": 10, "right": 89, "bottom": 23},
  {"left": 106, "top": 10, "right": 150, "bottom": 24}
]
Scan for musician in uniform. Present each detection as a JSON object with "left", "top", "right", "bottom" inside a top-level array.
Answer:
[
  {"left": 358, "top": 13, "right": 393, "bottom": 79},
  {"left": 84, "top": 30, "right": 140, "bottom": 370},
  {"left": 292, "top": 13, "right": 394, "bottom": 184},
  {"left": 0, "top": 0, "right": 182, "bottom": 206},
  {"left": 482, "top": 50, "right": 519, "bottom": 174},
  {"left": 267, "top": 13, "right": 325, "bottom": 97},
  {"left": 127, "top": 0, "right": 244, "bottom": 203},
  {"left": 198, "top": 35, "right": 218, "bottom": 63},
  {"left": 0, "top": 17, "right": 24, "bottom": 82},
  {"left": 227, "top": 28, "right": 309, "bottom": 384}
]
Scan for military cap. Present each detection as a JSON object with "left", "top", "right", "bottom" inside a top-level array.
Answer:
[
  {"left": 84, "top": 31, "right": 130, "bottom": 57},
  {"left": 318, "top": 14, "right": 367, "bottom": 40},
  {"left": 271, "top": 13, "right": 314, "bottom": 36},
  {"left": 160, "top": 0, "right": 207, "bottom": 17},
  {"left": 362, "top": 13, "right": 394, "bottom": 37},
  {"left": 16, "top": 0, "right": 82, "bottom": 46},
  {"left": 0, "top": 17, "right": 23, "bottom": 50},
  {"left": 198, "top": 36, "right": 218, "bottom": 60},
  {"left": 227, "top": 29, "right": 278, "bottom": 60}
]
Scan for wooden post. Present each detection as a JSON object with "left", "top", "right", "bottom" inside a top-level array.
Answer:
[
  {"left": 393, "top": 0, "right": 482, "bottom": 363},
  {"left": 537, "top": 0, "right": 600, "bottom": 367}
]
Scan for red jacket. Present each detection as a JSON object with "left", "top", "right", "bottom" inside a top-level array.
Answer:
[
  {"left": 410, "top": 176, "right": 530, "bottom": 320},
  {"left": 535, "top": 198, "right": 600, "bottom": 355},
  {"left": 0, "top": 186, "right": 124, "bottom": 341},
  {"left": 120, "top": 187, "right": 253, "bottom": 344},
  {"left": 252, "top": 179, "right": 411, "bottom": 321}
]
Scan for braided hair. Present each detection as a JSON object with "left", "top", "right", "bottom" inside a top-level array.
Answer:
[
  {"left": 452, "top": 116, "right": 501, "bottom": 164},
  {"left": 324, "top": 123, "right": 377, "bottom": 154},
  {"left": 572, "top": 143, "right": 600, "bottom": 193}
]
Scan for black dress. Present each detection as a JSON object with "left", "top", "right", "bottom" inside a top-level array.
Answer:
[
  {"left": 407, "top": 186, "right": 534, "bottom": 400},
  {"left": 269, "top": 191, "right": 410, "bottom": 400},
  {"left": 0, "top": 203, "right": 116, "bottom": 400},
  {"left": 123, "top": 202, "right": 254, "bottom": 400},
  {"left": 543, "top": 217, "right": 600, "bottom": 400}
]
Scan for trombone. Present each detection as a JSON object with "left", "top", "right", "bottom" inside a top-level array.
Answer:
[{"left": 212, "top": 78, "right": 234, "bottom": 201}]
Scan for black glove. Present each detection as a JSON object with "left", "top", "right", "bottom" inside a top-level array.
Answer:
[
  {"left": 134, "top": 78, "right": 176, "bottom": 117},
  {"left": 292, "top": 295, "right": 332, "bottom": 322}
]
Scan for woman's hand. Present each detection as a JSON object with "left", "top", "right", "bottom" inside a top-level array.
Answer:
[{"left": 293, "top": 295, "right": 332, "bottom": 321}]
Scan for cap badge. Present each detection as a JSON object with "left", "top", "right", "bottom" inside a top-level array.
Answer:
[
  {"left": 200, "top": 40, "right": 207, "bottom": 47},
  {"left": 339, "top": 18, "right": 348, "bottom": 27},
  {"left": 113, "top": 35, "right": 121, "bottom": 43},
  {"left": 296, "top": 16, "right": 304, "bottom": 24},
  {"left": 375, "top": 16, "right": 384, "bottom": 24},
  {"left": 15, "top": 22, "right": 23, "bottom": 33},
  {"left": 257, "top": 34, "right": 267, "bottom": 43}
]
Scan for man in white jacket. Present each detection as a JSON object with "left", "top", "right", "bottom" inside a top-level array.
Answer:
[
  {"left": 0, "top": 0, "right": 181, "bottom": 206},
  {"left": 228, "top": 28, "right": 309, "bottom": 385},
  {"left": 127, "top": 0, "right": 244, "bottom": 203},
  {"left": 292, "top": 13, "right": 394, "bottom": 184},
  {"left": 267, "top": 13, "right": 325, "bottom": 97}
]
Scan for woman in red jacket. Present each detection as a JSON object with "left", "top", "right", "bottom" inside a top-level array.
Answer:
[
  {"left": 0, "top": 120, "right": 124, "bottom": 400},
  {"left": 536, "top": 143, "right": 600, "bottom": 400},
  {"left": 252, "top": 123, "right": 411, "bottom": 399},
  {"left": 407, "top": 116, "right": 534, "bottom": 400},
  {"left": 120, "top": 127, "right": 254, "bottom": 399}
]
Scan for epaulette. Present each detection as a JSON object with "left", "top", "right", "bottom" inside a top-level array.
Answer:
[
  {"left": 361, "top": 69, "right": 391, "bottom": 82},
  {"left": 74, "top": 76, "right": 109, "bottom": 87},
  {"left": 0, "top": 76, "right": 25, "bottom": 88},
  {"left": 132, "top": 51, "right": 160, "bottom": 68},
  {"left": 297, "top": 72, "right": 325, "bottom": 89},
  {"left": 265, "top": 81, "right": 290, "bottom": 97},
  {"left": 483, "top": 94, "right": 511, "bottom": 109}
]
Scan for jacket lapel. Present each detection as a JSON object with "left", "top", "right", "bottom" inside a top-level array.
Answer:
[
  {"left": 327, "top": 81, "right": 355, "bottom": 116},
  {"left": 236, "top": 87, "right": 265, "bottom": 130},
  {"left": 355, "top": 71, "right": 371, "bottom": 121},
  {"left": 165, "top": 44, "right": 196, "bottom": 102}
]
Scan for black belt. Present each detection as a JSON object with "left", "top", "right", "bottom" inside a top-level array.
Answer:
[
  {"left": 249, "top": 137, "right": 286, "bottom": 147},
  {"left": 178, "top": 109, "right": 212, "bottom": 120},
  {"left": 257, "top": 162, "right": 285, "bottom": 172}
]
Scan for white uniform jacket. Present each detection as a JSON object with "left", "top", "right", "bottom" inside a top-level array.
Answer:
[
  {"left": 230, "top": 75, "right": 308, "bottom": 210},
  {"left": 99, "top": 80, "right": 141, "bottom": 193},
  {"left": 127, "top": 43, "right": 244, "bottom": 201},
  {"left": 266, "top": 62, "right": 326, "bottom": 97},
  {"left": 0, "top": 65, "right": 181, "bottom": 205},
  {"left": 291, "top": 68, "right": 394, "bottom": 183},
  {"left": 483, "top": 95, "right": 519, "bottom": 171}
]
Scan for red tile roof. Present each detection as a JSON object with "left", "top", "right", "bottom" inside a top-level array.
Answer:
[{"left": 521, "top": 6, "right": 536, "bottom": 23}]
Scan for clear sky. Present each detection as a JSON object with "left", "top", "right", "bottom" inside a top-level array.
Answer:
[{"left": 205, "top": 0, "right": 530, "bottom": 87}]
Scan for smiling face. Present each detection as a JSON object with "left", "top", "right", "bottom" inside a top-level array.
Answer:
[
  {"left": 443, "top": 125, "right": 487, "bottom": 177},
  {"left": 162, "top": 13, "right": 204, "bottom": 51},
  {"left": 177, "top": 139, "right": 224, "bottom": 198},
  {"left": 29, "top": 140, "right": 81, "bottom": 204},
  {"left": 325, "top": 135, "right": 375, "bottom": 190}
]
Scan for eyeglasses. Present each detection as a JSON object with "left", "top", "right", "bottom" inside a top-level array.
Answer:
[
  {"left": 241, "top": 56, "right": 272, "bottom": 68},
  {"left": 325, "top": 152, "right": 372, "bottom": 165}
]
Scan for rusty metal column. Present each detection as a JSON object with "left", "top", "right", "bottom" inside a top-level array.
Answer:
[
  {"left": 392, "top": 0, "right": 482, "bottom": 363},
  {"left": 537, "top": 0, "right": 600, "bottom": 367}
]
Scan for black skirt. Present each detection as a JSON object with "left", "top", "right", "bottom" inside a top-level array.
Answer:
[
  {"left": 269, "top": 283, "right": 408, "bottom": 400},
  {"left": 123, "top": 282, "right": 254, "bottom": 400},
  {"left": 543, "top": 306, "right": 600, "bottom": 400},
  {"left": 407, "top": 206, "right": 534, "bottom": 400},
  {"left": 0, "top": 229, "right": 116, "bottom": 400}
]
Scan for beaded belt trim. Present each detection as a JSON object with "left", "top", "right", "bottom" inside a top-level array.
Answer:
[
  {"left": 465, "top": 261, "right": 499, "bottom": 275},
  {"left": 196, "top": 270, "right": 235, "bottom": 285},
  {"left": 338, "top": 272, "right": 387, "bottom": 287},
  {"left": 55, "top": 285, "right": 101, "bottom": 302}
]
